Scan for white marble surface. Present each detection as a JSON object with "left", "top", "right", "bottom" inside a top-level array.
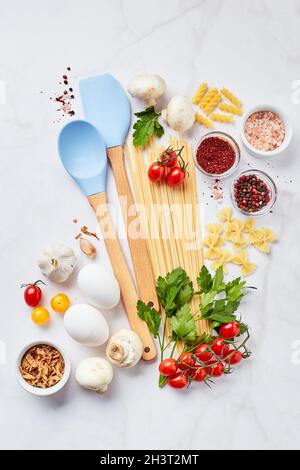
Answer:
[{"left": 1, "top": 0, "right": 300, "bottom": 451}]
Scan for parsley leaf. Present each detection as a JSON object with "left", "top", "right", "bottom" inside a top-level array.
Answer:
[
  {"left": 137, "top": 300, "right": 161, "bottom": 338},
  {"left": 133, "top": 107, "right": 164, "bottom": 147},
  {"left": 197, "top": 266, "right": 213, "bottom": 292},
  {"left": 156, "top": 267, "right": 194, "bottom": 317},
  {"left": 170, "top": 304, "right": 197, "bottom": 342}
]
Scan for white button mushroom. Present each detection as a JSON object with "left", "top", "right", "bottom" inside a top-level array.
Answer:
[
  {"left": 37, "top": 243, "right": 77, "bottom": 283},
  {"left": 127, "top": 74, "right": 166, "bottom": 107},
  {"left": 106, "top": 329, "right": 143, "bottom": 368},
  {"left": 75, "top": 357, "right": 113, "bottom": 394},
  {"left": 161, "top": 95, "right": 195, "bottom": 133}
]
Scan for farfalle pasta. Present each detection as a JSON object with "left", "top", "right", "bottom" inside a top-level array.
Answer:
[
  {"left": 205, "top": 223, "right": 224, "bottom": 236},
  {"left": 211, "top": 249, "right": 232, "bottom": 272},
  {"left": 232, "top": 251, "right": 256, "bottom": 276},
  {"left": 218, "top": 207, "right": 233, "bottom": 223}
]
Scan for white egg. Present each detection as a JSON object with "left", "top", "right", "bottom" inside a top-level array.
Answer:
[
  {"left": 64, "top": 304, "right": 109, "bottom": 346},
  {"left": 77, "top": 264, "right": 120, "bottom": 310}
]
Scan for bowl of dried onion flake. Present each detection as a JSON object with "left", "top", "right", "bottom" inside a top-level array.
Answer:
[
  {"left": 16, "top": 341, "right": 71, "bottom": 396},
  {"left": 240, "top": 104, "right": 292, "bottom": 158}
]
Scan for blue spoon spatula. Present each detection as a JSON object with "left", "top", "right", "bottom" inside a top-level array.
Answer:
[
  {"left": 80, "top": 74, "right": 158, "bottom": 310},
  {"left": 58, "top": 120, "right": 156, "bottom": 361}
]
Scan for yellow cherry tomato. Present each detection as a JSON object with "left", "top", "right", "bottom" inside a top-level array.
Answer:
[
  {"left": 31, "top": 307, "right": 50, "bottom": 325},
  {"left": 50, "top": 293, "right": 70, "bottom": 314}
]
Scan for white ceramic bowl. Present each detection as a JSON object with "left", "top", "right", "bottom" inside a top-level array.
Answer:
[
  {"left": 240, "top": 104, "right": 292, "bottom": 158},
  {"left": 16, "top": 341, "right": 71, "bottom": 396}
]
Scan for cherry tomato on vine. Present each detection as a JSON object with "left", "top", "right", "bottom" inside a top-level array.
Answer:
[
  {"left": 148, "top": 162, "right": 165, "bottom": 182},
  {"left": 177, "top": 352, "right": 196, "bottom": 371},
  {"left": 166, "top": 166, "right": 187, "bottom": 188},
  {"left": 21, "top": 280, "right": 45, "bottom": 307},
  {"left": 195, "top": 344, "right": 213, "bottom": 363},
  {"left": 160, "top": 148, "right": 177, "bottom": 168},
  {"left": 167, "top": 373, "right": 189, "bottom": 389},
  {"left": 224, "top": 349, "right": 243, "bottom": 365},
  {"left": 191, "top": 368, "right": 207, "bottom": 382},
  {"left": 51, "top": 293, "right": 70, "bottom": 314},
  {"left": 31, "top": 306, "right": 50, "bottom": 326},
  {"left": 159, "top": 358, "right": 178, "bottom": 376},
  {"left": 206, "top": 361, "right": 225, "bottom": 377},
  {"left": 211, "top": 337, "right": 230, "bottom": 357},
  {"left": 219, "top": 321, "right": 240, "bottom": 339}
]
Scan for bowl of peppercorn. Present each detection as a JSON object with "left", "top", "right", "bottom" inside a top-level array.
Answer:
[
  {"left": 194, "top": 131, "right": 240, "bottom": 179},
  {"left": 231, "top": 169, "right": 277, "bottom": 216}
]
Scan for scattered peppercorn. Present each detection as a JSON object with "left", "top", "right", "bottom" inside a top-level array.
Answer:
[
  {"left": 196, "top": 136, "right": 236, "bottom": 175},
  {"left": 233, "top": 174, "right": 271, "bottom": 213}
]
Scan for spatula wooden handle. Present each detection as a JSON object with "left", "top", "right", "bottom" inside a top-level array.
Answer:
[
  {"left": 88, "top": 192, "right": 156, "bottom": 361},
  {"left": 107, "top": 146, "right": 159, "bottom": 310}
]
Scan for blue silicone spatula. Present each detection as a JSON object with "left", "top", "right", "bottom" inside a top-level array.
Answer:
[
  {"left": 58, "top": 120, "right": 156, "bottom": 361},
  {"left": 80, "top": 74, "right": 158, "bottom": 311}
]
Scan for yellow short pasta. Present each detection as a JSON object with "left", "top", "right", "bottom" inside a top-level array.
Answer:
[
  {"left": 218, "top": 102, "right": 243, "bottom": 116},
  {"left": 203, "top": 234, "right": 224, "bottom": 248},
  {"left": 199, "top": 88, "right": 218, "bottom": 110},
  {"left": 211, "top": 249, "right": 232, "bottom": 272},
  {"left": 195, "top": 112, "right": 213, "bottom": 128},
  {"left": 205, "top": 223, "right": 224, "bottom": 236},
  {"left": 220, "top": 88, "right": 242, "bottom": 108},
  {"left": 210, "top": 113, "right": 235, "bottom": 123},
  {"left": 192, "top": 83, "right": 208, "bottom": 104},
  {"left": 232, "top": 251, "right": 256, "bottom": 276},
  {"left": 203, "top": 93, "right": 222, "bottom": 115},
  {"left": 218, "top": 207, "right": 232, "bottom": 223}
]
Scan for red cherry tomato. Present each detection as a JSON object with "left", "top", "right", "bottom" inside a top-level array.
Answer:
[
  {"left": 192, "top": 368, "right": 208, "bottom": 382},
  {"left": 166, "top": 166, "right": 187, "bottom": 187},
  {"left": 161, "top": 149, "right": 177, "bottom": 168},
  {"left": 224, "top": 349, "right": 243, "bottom": 365},
  {"left": 21, "top": 281, "right": 44, "bottom": 307},
  {"left": 206, "top": 361, "right": 225, "bottom": 377},
  {"left": 177, "top": 352, "right": 196, "bottom": 371},
  {"left": 219, "top": 322, "right": 240, "bottom": 339},
  {"left": 148, "top": 162, "right": 165, "bottom": 182},
  {"left": 167, "top": 373, "right": 188, "bottom": 389},
  {"left": 159, "top": 358, "right": 178, "bottom": 376},
  {"left": 195, "top": 344, "right": 213, "bottom": 363},
  {"left": 211, "top": 337, "right": 230, "bottom": 357}
]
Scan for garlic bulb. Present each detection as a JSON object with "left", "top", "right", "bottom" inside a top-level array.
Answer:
[
  {"left": 127, "top": 74, "right": 166, "bottom": 107},
  {"left": 106, "top": 329, "right": 143, "bottom": 368},
  {"left": 161, "top": 95, "right": 195, "bottom": 133},
  {"left": 37, "top": 243, "right": 77, "bottom": 283},
  {"left": 75, "top": 357, "right": 113, "bottom": 394}
]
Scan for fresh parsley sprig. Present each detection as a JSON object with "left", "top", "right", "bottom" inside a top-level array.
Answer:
[{"left": 133, "top": 106, "right": 164, "bottom": 147}]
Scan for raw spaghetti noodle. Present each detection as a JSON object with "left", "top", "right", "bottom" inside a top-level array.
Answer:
[{"left": 125, "top": 138, "right": 209, "bottom": 338}]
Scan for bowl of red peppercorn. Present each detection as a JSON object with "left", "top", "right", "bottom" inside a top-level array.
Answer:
[
  {"left": 194, "top": 131, "right": 240, "bottom": 179},
  {"left": 231, "top": 169, "right": 277, "bottom": 216}
]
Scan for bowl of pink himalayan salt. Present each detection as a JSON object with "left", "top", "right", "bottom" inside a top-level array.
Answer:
[{"left": 240, "top": 105, "right": 292, "bottom": 158}]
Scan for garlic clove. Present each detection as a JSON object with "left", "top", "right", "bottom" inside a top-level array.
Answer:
[{"left": 79, "top": 238, "right": 96, "bottom": 258}]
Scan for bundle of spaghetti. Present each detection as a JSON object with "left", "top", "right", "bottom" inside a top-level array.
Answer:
[
  {"left": 220, "top": 87, "right": 242, "bottom": 108},
  {"left": 125, "top": 139, "right": 209, "bottom": 339},
  {"left": 219, "top": 102, "right": 243, "bottom": 116},
  {"left": 192, "top": 82, "right": 208, "bottom": 104}
]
